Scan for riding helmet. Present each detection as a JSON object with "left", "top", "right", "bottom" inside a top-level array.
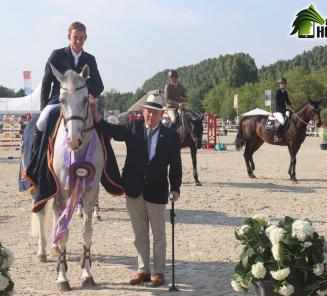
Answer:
[
  {"left": 168, "top": 70, "right": 178, "bottom": 78},
  {"left": 277, "top": 77, "right": 287, "bottom": 84}
]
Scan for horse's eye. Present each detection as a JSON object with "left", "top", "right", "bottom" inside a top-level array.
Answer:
[{"left": 60, "top": 98, "right": 66, "bottom": 105}]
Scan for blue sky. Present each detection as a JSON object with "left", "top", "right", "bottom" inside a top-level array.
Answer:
[{"left": 1, "top": 0, "right": 327, "bottom": 93}]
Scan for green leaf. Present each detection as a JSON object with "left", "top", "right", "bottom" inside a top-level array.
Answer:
[{"left": 242, "top": 255, "right": 249, "bottom": 268}]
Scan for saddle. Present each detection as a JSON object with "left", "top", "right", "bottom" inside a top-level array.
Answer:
[{"left": 265, "top": 111, "right": 291, "bottom": 131}]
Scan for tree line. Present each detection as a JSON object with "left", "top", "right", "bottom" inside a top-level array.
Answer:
[{"left": 100, "top": 45, "right": 327, "bottom": 119}]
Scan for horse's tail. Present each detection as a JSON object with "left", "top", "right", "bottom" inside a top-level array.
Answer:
[{"left": 235, "top": 118, "right": 245, "bottom": 151}]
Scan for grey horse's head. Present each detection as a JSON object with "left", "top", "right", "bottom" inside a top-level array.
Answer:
[{"left": 50, "top": 64, "right": 90, "bottom": 150}]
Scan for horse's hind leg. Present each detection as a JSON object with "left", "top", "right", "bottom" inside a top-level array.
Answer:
[
  {"left": 191, "top": 146, "right": 202, "bottom": 186},
  {"left": 34, "top": 209, "right": 47, "bottom": 262},
  {"left": 244, "top": 146, "right": 255, "bottom": 178},
  {"left": 249, "top": 140, "right": 264, "bottom": 173}
]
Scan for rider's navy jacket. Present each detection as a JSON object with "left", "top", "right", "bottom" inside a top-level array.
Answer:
[{"left": 275, "top": 89, "right": 292, "bottom": 113}]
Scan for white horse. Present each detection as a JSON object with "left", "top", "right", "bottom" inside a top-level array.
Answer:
[{"left": 35, "top": 64, "right": 104, "bottom": 291}]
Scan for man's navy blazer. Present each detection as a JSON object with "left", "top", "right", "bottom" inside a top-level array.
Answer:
[
  {"left": 95, "top": 119, "right": 182, "bottom": 204},
  {"left": 41, "top": 46, "right": 104, "bottom": 110}
]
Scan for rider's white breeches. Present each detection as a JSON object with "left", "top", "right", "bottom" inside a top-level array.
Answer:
[
  {"left": 36, "top": 103, "right": 60, "bottom": 131},
  {"left": 273, "top": 112, "right": 285, "bottom": 125}
]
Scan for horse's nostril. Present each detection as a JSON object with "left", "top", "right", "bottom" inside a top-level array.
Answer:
[{"left": 79, "top": 139, "right": 82, "bottom": 147}]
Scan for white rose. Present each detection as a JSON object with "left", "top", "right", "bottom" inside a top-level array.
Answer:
[
  {"left": 0, "top": 273, "right": 9, "bottom": 291},
  {"left": 251, "top": 262, "right": 266, "bottom": 279},
  {"left": 1, "top": 248, "right": 15, "bottom": 269},
  {"left": 292, "top": 220, "right": 314, "bottom": 241},
  {"left": 266, "top": 226, "right": 286, "bottom": 245},
  {"left": 272, "top": 244, "right": 282, "bottom": 261},
  {"left": 231, "top": 280, "right": 244, "bottom": 292},
  {"left": 313, "top": 263, "right": 324, "bottom": 276},
  {"left": 270, "top": 267, "right": 290, "bottom": 281},
  {"left": 279, "top": 284, "right": 294, "bottom": 296},
  {"left": 317, "top": 289, "right": 327, "bottom": 296},
  {"left": 252, "top": 214, "right": 270, "bottom": 226},
  {"left": 238, "top": 225, "right": 251, "bottom": 236}
]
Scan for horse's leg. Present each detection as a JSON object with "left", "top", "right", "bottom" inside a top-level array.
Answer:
[
  {"left": 81, "top": 190, "right": 98, "bottom": 288},
  {"left": 77, "top": 199, "right": 83, "bottom": 218},
  {"left": 249, "top": 140, "right": 264, "bottom": 173},
  {"left": 92, "top": 195, "right": 101, "bottom": 223},
  {"left": 54, "top": 199, "right": 71, "bottom": 291},
  {"left": 190, "top": 146, "right": 201, "bottom": 186},
  {"left": 35, "top": 209, "right": 47, "bottom": 262},
  {"left": 288, "top": 145, "right": 300, "bottom": 183},
  {"left": 243, "top": 143, "right": 255, "bottom": 178}
]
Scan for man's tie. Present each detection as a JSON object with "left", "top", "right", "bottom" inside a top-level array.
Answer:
[{"left": 147, "top": 127, "right": 159, "bottom": 159}]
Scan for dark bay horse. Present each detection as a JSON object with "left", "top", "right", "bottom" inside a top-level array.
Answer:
[
  {"left": 164, "top": 107, "right": 204, "bottom": 186},
  {"left": 235, "top": 99, "right": 322, "bottom": 182}
]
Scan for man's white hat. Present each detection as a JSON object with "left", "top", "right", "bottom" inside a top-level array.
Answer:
[{"left": 142, "top": 94, "right": 165, "bottom": 110}]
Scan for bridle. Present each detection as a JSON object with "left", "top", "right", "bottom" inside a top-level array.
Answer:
[
  {"left": 290, "top": 104, "right": 321, "bottom": 126},
  {"left": 60, "top": 84, "right": 94, "bottom": 133}
]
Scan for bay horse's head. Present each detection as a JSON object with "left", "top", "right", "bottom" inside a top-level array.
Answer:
[
  {"left": 307, "top": 98, "right": 322, "bottom": 127},
  {"left": 50, "top": 64, "right": 90, "bottom": 150}
]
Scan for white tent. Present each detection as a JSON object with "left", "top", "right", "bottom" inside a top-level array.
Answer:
[
  {"left": 242, "top": 108, "right": 270, "bottom": 117},
  {"left": 0, "top": 83, "right": 41, "bottom": 114}
]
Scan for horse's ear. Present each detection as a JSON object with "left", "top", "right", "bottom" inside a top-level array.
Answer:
[
  {"left": 80, "top": 64, "right": 90, "bottom": 80},
  {"left": 50, "top": 64, "right": 64, "bottom": 83}
]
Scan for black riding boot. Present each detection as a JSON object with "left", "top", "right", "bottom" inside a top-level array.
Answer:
[
  {"left": 274, "top": 125, "right": 283, "bottom": 142},
  {"left": 32, "top": 127, "right": 43, "bottom": 155}
]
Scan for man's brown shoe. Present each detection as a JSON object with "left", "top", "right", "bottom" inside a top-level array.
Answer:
[
  {"left": 150, "top": 273, "right": 165, "bottom": 287},
  {"left": 129, "top": 273, "right": 151, "bottom": 285}
]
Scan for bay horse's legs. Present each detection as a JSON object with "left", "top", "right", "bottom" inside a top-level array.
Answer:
[
  {"left": 288, "top": 144, "right": 300, "bottom": 182},
  {"left": 244, "top": 138, "right": 264, "bottom": 178},
  {"left": 54, "top": 198, "right": 71, "bottom": 291},
  {"left": 249, "top": 140, "right": 264, "bottom": 173},
  {"left": 80, "top": 188, "right": 98, "bottom": 287},
  {"left": 190, "top": 145, "right": 202, "bottom": 186}
]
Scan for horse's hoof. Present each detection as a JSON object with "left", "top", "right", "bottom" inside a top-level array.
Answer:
[
  {"left": 97, "top": 215, "right": 102, "bottom": 221},
  {"left": 36, "top": 254, "right": 47, "bottom": 262},
  {"left": 78, "top": 213, "right": 83, "bottom": 218},
  {"left": 195, "top": 181, "right": 202, "bottom": 186},
  {"left": 290, "top": 177, "right": 298, "bottom": 183},
  {"left": 51, "top": 245, "right": 60, "bottom": 257},
  {"left": 249, "top": 174, "right": 257, "bottom": 179},
  {"left": 81, "top": 276, "right": 96, "bottom": 288},
  {"left": 57, "top": 281, "right": 71, "bottom": 292}
]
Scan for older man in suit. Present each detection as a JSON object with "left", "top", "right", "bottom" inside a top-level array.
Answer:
[
  {"left": 90, "top": 93, "right": 182, "bottom": 287},
  {"left": 33, "top": 21, "right": 103, "bottom": 150}
]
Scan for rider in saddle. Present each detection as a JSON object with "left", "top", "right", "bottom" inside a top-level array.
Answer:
[
  {"left": 164, "top": 70, "right": 187, "bottom": 128},
  {"left": 32, "top": 21, "right": 104, "bottom": 153},
  {"left": 273, "top": 77, "right": 293, "bottom": 142}
]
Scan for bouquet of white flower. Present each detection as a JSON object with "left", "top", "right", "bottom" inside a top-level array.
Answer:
[
  {"left": 231, "top": 215, "right": 327, "bottom": 296},
  {"left": 0, "top": 243, "right": 14, "bottom": 296}
]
